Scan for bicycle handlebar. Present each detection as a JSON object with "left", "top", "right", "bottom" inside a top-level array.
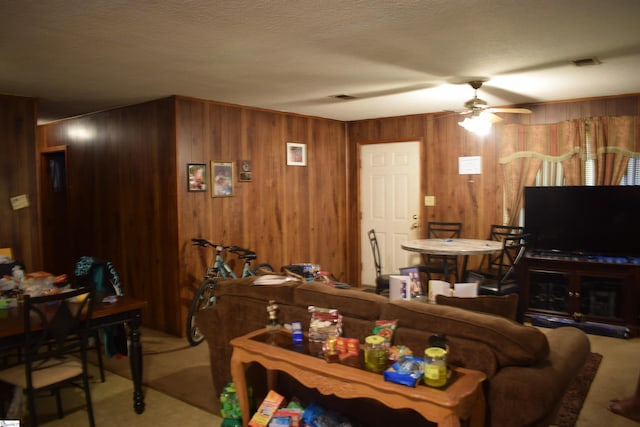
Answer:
[
  {"left": 191, "top": 238, "right": 256, "bottom": 260},
  {"left": 228, "top": 246, "right": 257, "bottom": 260}
]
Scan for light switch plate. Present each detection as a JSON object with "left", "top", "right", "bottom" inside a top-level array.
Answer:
[{"left": 424, "top": 196, "right": 436, "bottom": 206}]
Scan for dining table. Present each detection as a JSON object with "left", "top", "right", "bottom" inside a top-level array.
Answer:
[
  {"left": 0, "top": 292, "right": 148, "bottom": 415},
  {"left": 401, "top": 238, "right": 503, "bottom": 282}
]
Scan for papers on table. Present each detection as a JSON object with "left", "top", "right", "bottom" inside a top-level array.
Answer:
[
  {"left": 453, "top": 282, "right": 478, "bottom": 298},
  {"left": 428, "top": 280, "right": 478, "bottom": 302},
  {"left": 253, "top": 275, "right": 298, "bottom": 285}
]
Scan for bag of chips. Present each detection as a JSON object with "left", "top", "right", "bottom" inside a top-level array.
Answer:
[
  {"left": 308, "top": 306, "right": 342, "bottom": 343},
  {"left": 372, "top": 319, "right": 398, "bottom": 347}
]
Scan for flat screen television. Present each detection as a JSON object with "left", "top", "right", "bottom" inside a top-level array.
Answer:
[{"left": 523, "top": 185, "right": 640, "bottom": 259}]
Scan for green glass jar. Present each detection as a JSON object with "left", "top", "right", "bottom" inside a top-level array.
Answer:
[
  {"left": 423, "top": 347, "right": 447, "bottom": 387},
  {"left": 364, "top": 335, "right": 387, "bottom": 373}
]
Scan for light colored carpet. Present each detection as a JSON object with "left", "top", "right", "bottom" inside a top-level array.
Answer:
[
  {"left": 35, "top": 364, "right": 222, "bottom": 426},
  {"left": 85, "top": 327, "right": 218, "bottom": 414},
  {"left": 572, "top": 332, "right": 640, "bottom": 427}
]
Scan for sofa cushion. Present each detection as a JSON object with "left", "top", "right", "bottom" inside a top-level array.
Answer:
[
  {"left": 380, "top": 300, "right": 549, "bottom": 367},
  {"left": 435, "top": 294, "right": 519, "bottom": 321},
  {"left": 293, "top": 281, "right": 385, "bottom": 320}
]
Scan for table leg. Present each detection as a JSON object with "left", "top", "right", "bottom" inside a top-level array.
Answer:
[
  {"left": 460, "top": 255, "right": 470, "bottom": 282},
  {"left": 230, "top": 350, "right": 251, "bottom": 426},
  {"left": 468, "top": 387, "right": 486, "bottom": 427},
  {"left": 439, "top": 413, "right": 461, "bottom": 427},
  {"left": 128, "top": 311, "right": 145, "bottom": 414}
]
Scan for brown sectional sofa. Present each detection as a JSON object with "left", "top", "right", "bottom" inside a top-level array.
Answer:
[{"left": 196, "top": 276, "right": 591, "bottom": 427}]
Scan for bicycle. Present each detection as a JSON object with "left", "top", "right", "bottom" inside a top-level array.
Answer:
[{"left": 186, "top": 238, "right": 273, "bottom": 346}]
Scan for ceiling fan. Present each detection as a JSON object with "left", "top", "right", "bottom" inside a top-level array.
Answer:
[
  {"left": 457, "top": 80, "right": 531, "bottom": 135},
  {"left": 459, "top": 80, "right": 532, "bottom": 123}
]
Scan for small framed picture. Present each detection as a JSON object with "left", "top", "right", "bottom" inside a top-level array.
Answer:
[
  {"left": 399, "top": 266, "right": 424, "bottom": 298},
  {"left": 211, "top": 161, "right": 234, "bottom": 197},
  {"left": 286, "top": 142, "right": 307, "bottom": 166},
  {"left": 239, "top": 160, "right": 252, "bottom": 182},
  {"left": 187, "top": 163, "right": 207, "bottom": 192}
]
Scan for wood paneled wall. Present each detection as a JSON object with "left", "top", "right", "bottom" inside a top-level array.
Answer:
[
  {"left": 0, "top": 94, "right": 39, "bottom": 269},
  {"left": 346, "top": 94, "right": 640, "bottom": 278},
  {"left": 37, "top": 98, "right": 180, "bottom": 333},
  {"left": 31, "top": 92, "right": 640, "bottom": 336},
  {"left": 175, "top": 97, "right": 348, "bottom": 332},
  {"left": 36, "top": 96, "right": 348, "bottom": 335}
]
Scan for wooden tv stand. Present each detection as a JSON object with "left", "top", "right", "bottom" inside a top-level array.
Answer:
[
  {"left": 521, "top": 251, "right": 640, "bottom": 337},
  {"left": 230, "top": 328, "right": 486, "bottom": 427}
]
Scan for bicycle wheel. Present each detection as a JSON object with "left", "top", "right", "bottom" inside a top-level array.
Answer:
[
  {"left": 253, "top": 263, "right": 274, "bottom": 274},
  {"left": 186, "top": 278, "right": 218, "bottom": 346}
]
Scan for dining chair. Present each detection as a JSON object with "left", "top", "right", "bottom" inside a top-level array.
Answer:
[
  {"left": 477, "top": 234, "right": 530, "bottom": 297},
  {"left": 0, "top": 286, "right": 96, "bottom": 426},
  {"left": 467, "top": 224, "right": 524, "bottom": 281},
  {"left": 367, "top": 229, "right": 392, "bottom": 294},
  {"left": 418, "top": 221, "right": 463, "bottom": 283}
]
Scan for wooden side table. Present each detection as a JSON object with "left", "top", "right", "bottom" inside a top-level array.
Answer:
[{"left": 230, "top": 328, "right": 486, "bottom": 427}]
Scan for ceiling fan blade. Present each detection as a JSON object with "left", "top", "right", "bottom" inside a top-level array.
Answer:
[
  {"left": 486, "top": 107, "right": 532, "bottom": 114},
  {"left": 481, "top": 111, "right": 503, "bottom": 123}
]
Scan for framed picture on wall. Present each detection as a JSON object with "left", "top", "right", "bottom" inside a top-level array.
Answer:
[
  {"left": 238, "top": 160, "right": 252, "bottom": 182},
  {"left": 286, "top": 142, "right": 307, "bottom": 166},
  {"left": 187, "top": 163, "right": 207, "bottom": 192},
  {"left": 211, "top": 161, "right": 234, "bottom": 197}
]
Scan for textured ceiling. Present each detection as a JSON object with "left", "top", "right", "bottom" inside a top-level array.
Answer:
[{"left": 1, "top": 0, "right": 640, "bottom": 123}]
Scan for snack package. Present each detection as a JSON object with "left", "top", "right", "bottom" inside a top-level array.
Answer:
[
  {"left": 335, "top": 337, "right": 359, "bottom": 356},
  {"left": 308, "top": 306, "right": 342, "bottom": 342},
  {"left": 372, "top": 319, "right": 398, "bottom": 347},
  {"left": 383, "top": 355, "right": 425, "bottom": 387},
  {"left": 291, "top": 321, "right": 303, "bottom": 344},
  {"left": 249, "top": 390, "right": 285, "bottom": 427},
  {"left": 388, "top": 345, "right": 413, "bottom": 361},
  {"left": 272, "top": 408, "right": 302, "bottom": 427}
]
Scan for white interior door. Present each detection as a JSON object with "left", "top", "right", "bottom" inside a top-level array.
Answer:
[{"left": 360, "top": 141, "right": 421, "bottom": 286}]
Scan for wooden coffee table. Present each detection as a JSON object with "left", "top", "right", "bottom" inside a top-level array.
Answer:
[{"left": 230, "top": 328, "right": 486, "bottom": 427}]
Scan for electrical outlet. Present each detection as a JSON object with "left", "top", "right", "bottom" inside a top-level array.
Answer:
[{"left": 424, "top": 196, "right": 435, "bottom": 206}]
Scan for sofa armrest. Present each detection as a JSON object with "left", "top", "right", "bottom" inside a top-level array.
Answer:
[{"left": 487, "top": 326, "right": 590, "bottom": 427}]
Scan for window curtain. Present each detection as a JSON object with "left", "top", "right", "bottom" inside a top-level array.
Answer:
[
  {"left": 587, "top": 116, "right": 640, "bottom": 185},
  {"left": 497, "top": 121, "right": 581, "bottom": 225}
]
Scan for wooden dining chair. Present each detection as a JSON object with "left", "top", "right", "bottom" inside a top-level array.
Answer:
[
  {"left": 367, "top": 229, "right": 392, "bottom": 294},
  {"left": 417, "top": 221, "right": 463, "bottom": 283},
  {"left": 0, "top": 286, "right": 96, "bottom": 426}
]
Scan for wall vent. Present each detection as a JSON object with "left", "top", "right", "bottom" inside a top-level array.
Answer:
[
  {"left": 330, "top": 94, "right": 357, "bottom": 100},
  {"left": 572, "top": 57, "right": 602, "bottom": 67}
]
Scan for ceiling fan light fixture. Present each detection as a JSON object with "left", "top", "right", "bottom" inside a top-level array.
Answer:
[{"left": 458, "top": 115, "right": 492, "bottom": 136}]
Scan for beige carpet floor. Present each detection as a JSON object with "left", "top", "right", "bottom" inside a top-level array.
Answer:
[
  {"left": 84, "top": 327, "right": 218, "bottom": 414},
  {"left": 38, "top": 364, "right": 221, "bottom": 426}
]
